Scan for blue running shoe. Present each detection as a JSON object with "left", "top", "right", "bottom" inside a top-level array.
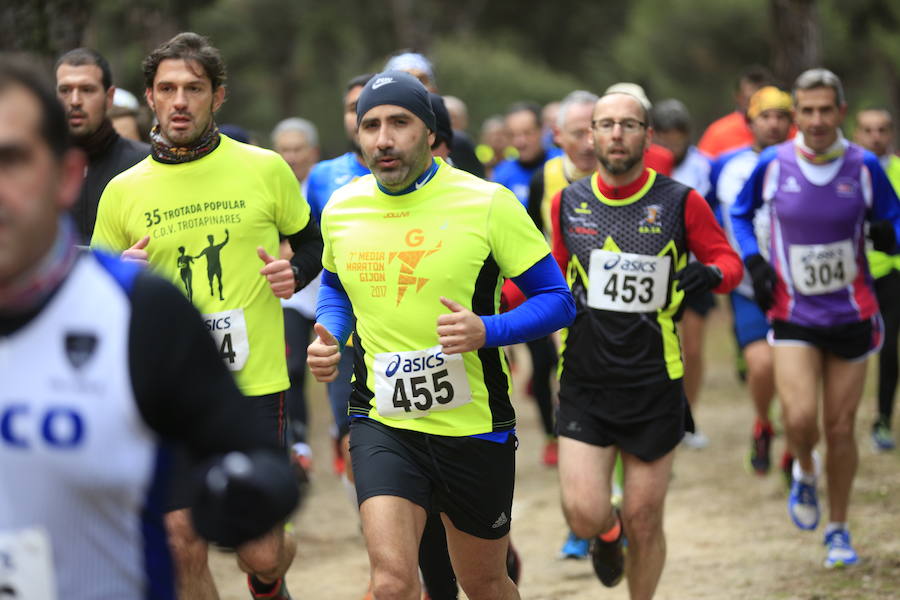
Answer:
[
  {"left": 823, "top": 528, "right": 858, "bottom": 568},
  {"left": 788, "top": 478, "right": 819, "bottom": 530},
  {"left": 560, "top": 531, "right": 590, "bottom": 559},
  {"left": 872, "top": 419, "right": 896, "bottom": 452}
]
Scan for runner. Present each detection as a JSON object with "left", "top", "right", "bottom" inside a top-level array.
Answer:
[
  {"left": 853, "top": 108, "right": 900, "bottom": 451},
  {"left": 698, "top": 65, "right": 773, "bottom": 159},
  {"left": 603, "top": 83, "right": 675, "bottom": 177},
  {"left": 492, "top": 101, "right": 562, "bottom": 205},
  {"left": 91, "top": 32, "right": 322, "bottom": 599},
  {"left": 553, "top": 90, "right": 741, "bottom": 599},
  {"left": 0, "top": 54, "right": 298, "bottom": 600},
  {"left": 272, "top": 117, "right": 321, "bottom": 475},
  {"left": 652, "top": 98, "right": 714, "bottom": 449},
  {"left": 55, "top": 48, "right": 149, "bottom": 242},
  {"left": 731, "top": 68, "right": 900, "bottom": 568},
  {"left": 709, "top": 86, "right": 793, "bottom": 474},
  {"left": 307, "top": 70, "right": 574, "bottom": 600}
]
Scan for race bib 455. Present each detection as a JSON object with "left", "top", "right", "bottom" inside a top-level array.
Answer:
[{"left": 373, "top": 346, "right": 472, "bottom": 419}]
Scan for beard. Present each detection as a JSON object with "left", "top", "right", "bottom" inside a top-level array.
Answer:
[{"left": 598, "top": 150, "right": 642, "bottom": 175}]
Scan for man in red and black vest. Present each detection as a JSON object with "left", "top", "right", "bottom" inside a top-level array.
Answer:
[{"left": 552, "top": 90, "right": 742, "bottom": 598}]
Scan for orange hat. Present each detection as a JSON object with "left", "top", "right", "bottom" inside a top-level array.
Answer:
[{"left": 747, "top": 86, "right": 792, "bottom": 119}]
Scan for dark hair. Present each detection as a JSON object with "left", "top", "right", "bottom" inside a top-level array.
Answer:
[
  {"left": 0, "top": 54, "right": 70, "bottom": 158},
  {"left": 738, "top": 65, "right": 773, "bottom": 89},
  {"left": 506, "top": 101, "right": 542, "bottom": 127},
  {"left": 346, "top": 73, "right": 374, "bottom": 93},
  {"left": 652, "top": 99, "right": 691, "bottom": 133},
  {"left": 55, "top": 48, "right": 113, "bottom": 90},
  {"left": 142, "top": 32, "right": 227, "bottom": 90}
]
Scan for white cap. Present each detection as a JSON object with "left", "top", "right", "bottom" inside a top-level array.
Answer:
[
  {"left": 113, "top": 88, "right": 139, "bottom": 110},
  {"left": 603, "top": 82, "right": 652, "bottom": 111}
]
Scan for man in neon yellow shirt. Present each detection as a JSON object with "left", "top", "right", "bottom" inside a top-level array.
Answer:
[
  {"left": 855, "top": 108, "right": 900, "bottom": 450},
  {"left": 308, "top": 71, "right": 574, "bottom": 600},
  {"left": 91, "top": 32, "right": 321, "bottom": 600}
]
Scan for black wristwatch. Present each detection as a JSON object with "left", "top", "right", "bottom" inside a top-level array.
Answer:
[{"left": 291, "top": 265, "right": 302, "bottom": 291}]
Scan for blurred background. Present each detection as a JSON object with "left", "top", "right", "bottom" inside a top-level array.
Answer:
[{"left": 3, "top": 0, "right": 898, "bottom": 155}]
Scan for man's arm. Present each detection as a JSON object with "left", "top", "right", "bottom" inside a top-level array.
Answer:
[
  {"left": 286, "top": 219, "right": 324, "bottom": 290},
  {"left": 683, "top": 190, "right": 743, "bottom": 293},
  {"left": 730, "top": 148, "right": 776, "bottom": 260}
]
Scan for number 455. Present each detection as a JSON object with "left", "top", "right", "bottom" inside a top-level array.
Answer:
[{"left": 392, "top": 369, "right": 454, "bottom": 412}]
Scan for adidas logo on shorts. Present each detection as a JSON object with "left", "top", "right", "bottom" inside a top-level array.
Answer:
[{"left": 492, "top": 512, "right": 509, "bottom": 529}]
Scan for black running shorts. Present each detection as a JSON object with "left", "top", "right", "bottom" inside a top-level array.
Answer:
[
  {"left": 770, "top": 316, "right": 882, "bottom": 362},
  {"left": 349, "top": 417, "right": 516, "bottom": 540},
  {"left": 557, "top": 379, "right": 693, "bottom": 462},
  {"left": 165, "top": 391, "right": 287, "bottom": 512}
]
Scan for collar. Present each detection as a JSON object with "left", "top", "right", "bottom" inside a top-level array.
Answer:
[
  {"left": 594, "top": 167, "right": 651, "bottom": 199},
  {"left": 150, "top": 122, "right": 221, "bottom": 164},
  {"left": 73, "top": 118, "right": 119, "bottom": 160},
  {"left": 794, "top": 130, "right": 846, "bottom": 165},
  {"left": 376, "top": 158, "right": 439, "bottom": 196}
]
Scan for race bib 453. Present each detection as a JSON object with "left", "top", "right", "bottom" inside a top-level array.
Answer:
[{"left": 587, "top": 249, "right": 671, "bottom": 313}]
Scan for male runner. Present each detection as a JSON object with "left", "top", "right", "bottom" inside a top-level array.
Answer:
[
  {"left": 652, "top": 98, "right": 714, "bottom": 449},
  {"left": 698, "top": 65, "right": 773, "bottom": 159},
  {"left": 853, "top": 108, "right": 900, "bottom": 450},
  {"left": 731, "top": 68, "right": 900, "bottom": 568},
  {"left": 55, "top": 48, "right": 148, "bottom": 242},
  {"left": 553, "top": 90, "right": 741, "bottom": 599},
  {"left": 492, "top": 101, "right": 562, "bottom": 205},
  {"left": 308, "top": 70, "right": 574, "bottom": 600},
  {"left": 709, "top": 86, "right": 793, "bottom": 474},
  {"left": 0, "top": 54, "right": 297, "bottom": 600},
  {"left": 92, "top": 32, "right": 322, "bottom": 599}
]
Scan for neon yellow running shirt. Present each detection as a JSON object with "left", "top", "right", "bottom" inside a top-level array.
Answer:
[
  {"left": 92, "top": 135, "right": 310, "bottom": 395},
  {"left": 321, "top": 158, "right": 550, "bottom": 436}
]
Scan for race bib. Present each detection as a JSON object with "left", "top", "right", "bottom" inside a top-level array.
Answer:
[
  {"left": 373, "top": 346, "right": 472, "bottom": 419},
  {"left": 202, "top": 308, "right": 249, "bottom": 371},
  {"left": 587, "top": 250, "right": 671, "bottom": 312},
  {"left": 0, "top": 528, "right": 58, "bottom": 599},
  {"left": 789, "top": 240, "right": 857, "bottom": 296}
]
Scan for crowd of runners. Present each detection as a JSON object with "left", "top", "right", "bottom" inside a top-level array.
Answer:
[{"left": 2, "top": 31, "right": 900, "bottom": 600}]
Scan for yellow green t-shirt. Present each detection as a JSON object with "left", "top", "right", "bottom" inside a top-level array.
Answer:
[
  {"left": 321, "top": 158, "right": 550, "bottom": 436},
  {"left": 868, "top": 155, "right": 900, "bottom": 278},
  {"left": 91, "top": 135, "right": 310, "bottom": 395}
]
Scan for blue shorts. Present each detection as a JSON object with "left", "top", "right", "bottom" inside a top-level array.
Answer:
[{"left": 730, "top": 292, "right": 770, "bottom": 349}]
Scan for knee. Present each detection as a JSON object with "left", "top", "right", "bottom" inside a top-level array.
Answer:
[
  {"left": 165, "top": 512, "right": 208, "bottom": 572},
  {"left": 781, "top": 405, "right": 817, "bottom": 436},
  {"left": 370, "top": 568, "right": 418, "bottom": 600},
  {"left": 622, "top": 502, "right": 663, "bottom": 546},
  {"left": 457, "top": 572, "right": 508, "bottom": 600},
  {"left": 563, "top": 495, "right": 609, "bottom": 539},
  {"left": 824, "top": 415, "right": 856, "bottom": 444},
  {"left": 238, "top": 533, "right": 286, "bottom": 579}
]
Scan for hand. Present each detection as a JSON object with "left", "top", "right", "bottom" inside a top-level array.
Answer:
[
  {"left": 307, "top": 323, "right": 341, "bottom": 382},
  {"left": 437, "top": 297, "right": 486, "bottom": 354},
  {"left": 675, "top": 262, "right": 723, "bottom": 295},
  {"left": 258, "top": 247, "right": 295, "bottom": 299},
  {"left": 745, "top": 254, "right": 777, "bottom": 311},
  {"left": 869, "top": 220, "right": 896, "bottom": 253},
  {"left": 121, "top": 236, "right": 150, "bottom": 265}
]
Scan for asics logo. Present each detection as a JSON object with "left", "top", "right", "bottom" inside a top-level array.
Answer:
[
  {"left": 372, "top": 77, "right": 394, "bottom": 90},
  {"left": 386, "top": 354, "right": 402, "bottom": 377}
]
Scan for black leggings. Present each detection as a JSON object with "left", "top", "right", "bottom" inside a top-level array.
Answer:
[
  {"left": 875, "top": 271, "right": 900, "bottom": 424},
  {"left": 526, "top": 335, "right": 558, "bottom": 437},
  {"left": 283, "top": 307, "right": 313, "bottom": 445},
  {"left": 419, "top": 512, "right": 458, "bottom": 600}
]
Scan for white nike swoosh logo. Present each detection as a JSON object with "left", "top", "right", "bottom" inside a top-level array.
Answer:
[{"left": 372, "top": 80, "right": 392, "bottom": 90}]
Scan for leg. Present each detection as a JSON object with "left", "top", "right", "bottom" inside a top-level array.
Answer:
[
  {"left": 821, "top": 354, "right": 867, "bottom": 523},
  {"left": 875, "top": 272, "right": 900, "bottom": 427},
  {"left": 773, "top": 345, "right": 823, "bottom": 473},
  {"left": 419, "top": 512, "right": 458, "bottom": 600},
  {"left": 679, "top": 307, "right": 707, "bottom": 410},
  {"left": 283, "top": 308, "right": 312, "bottom": 447},
  {"left": 558, "top": 437, "right": 618, "bottom": 538},
  {"left": 165, "top": 509, "right": 219, "bottom": 600},
  {"left": 620, "top": 449, "right": 676, "bottom": 600},
  {"left": 744, "top": 340, "right": 776, "bottom": 422},
  {"left": 525, "top": 336, "right": 557, "bottom": 438},
  {"left": 442, "top": 519, "right": 519, "bottom": 600},
  {"left": 359, "top": 496, "right": 427, "bottom": 600}
]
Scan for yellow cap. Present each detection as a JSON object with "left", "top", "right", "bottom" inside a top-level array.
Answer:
[{"left": 747, "top": 86, "right": 793, "bottom": 119}]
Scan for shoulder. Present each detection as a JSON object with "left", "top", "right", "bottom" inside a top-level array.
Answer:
[
  {"left": 103, "top": 155, "right": 155, "bottom": 192},
  {"left": 322, "top": 173, "right": 377, "bottom": 216},
  {"left": 221, "top": 136, "right": 286, "bottom": 170}
]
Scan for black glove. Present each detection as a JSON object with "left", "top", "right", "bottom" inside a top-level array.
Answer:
[
  {"left": 869, "top": 220, "right": 896, "bottom": 253},
  {"left": 745, "top": 253, "right": 777, "bottom": 311},
  {"left": 675, "top": 262, "right": 723, "bottom": 295},
  {"left": 191, "top": 450, "right": 300, "bottom": 548}
]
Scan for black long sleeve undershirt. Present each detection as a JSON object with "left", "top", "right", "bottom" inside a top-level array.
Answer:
[{"left": 286, "top": 218, "right": 323, "bottom": 291}]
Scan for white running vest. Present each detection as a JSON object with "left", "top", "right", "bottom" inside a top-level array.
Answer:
[{"left": 0, "top": 254, "right": 170, "bottom": 600}]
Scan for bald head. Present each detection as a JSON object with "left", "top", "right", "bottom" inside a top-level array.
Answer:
[{"left": 594, "top": 93, "right": 649, "bottom": 126}]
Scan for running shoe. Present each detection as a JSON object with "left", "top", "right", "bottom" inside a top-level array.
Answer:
[
  {"left": 681, "top": 430, "right": 709, "bottom": 450},
  {"left": 589, "top": 511, "right": 625, "bottom": 587},
  {"left": 748, "top": 419, "right": 773, "bottom": 475},
  {"left": 871, "top": 418, "right": 896, "bottom": 452},
  {"left": 248, "top": 575, "right": 293, "bottom": 599},
  {"left": 506, "top": 543, "right": 522, "bottom": 585},
  {"left": 542, "top": 438, "right": 559, "bottom": 467},
  {"left": 788, "top": 469, "right": 819, "bottom": 531},
  {"left": 823, "top": 528, "right": 859, "bottom": 568},
  {"left": 560, "top": 531, "right": 590, "bottom": 559}
]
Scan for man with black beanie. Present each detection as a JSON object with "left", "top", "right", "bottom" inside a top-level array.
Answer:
[
  {"left": 307, "top": 70, "right": 574, "bottom": 600},
  {"left": 56, "top": 48, "right": 149, "bottom": 242}
]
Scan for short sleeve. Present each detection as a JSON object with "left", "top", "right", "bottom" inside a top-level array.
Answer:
[
  {"left": 90, "top": 178, "right": 131, "bottom": 252},
  {"left": 320, "top": 208, "right": 336, "bottom": 273},
  {"left": 272, "top": 156, "right": 311, "bottom": 235},
  {"left": 488, "top": 185, "right": 551, "bottom": 278}
]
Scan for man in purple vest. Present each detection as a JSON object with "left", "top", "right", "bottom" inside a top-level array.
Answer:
[{"left": 731, "top": 68, "right": 900, "bottom": 569}]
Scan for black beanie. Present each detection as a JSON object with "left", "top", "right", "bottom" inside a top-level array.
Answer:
[
  {"left": 429, "top": 93, "right": 454, "bottom": 148},
  {"left": 356, "top": 70, "right": 436, "bottom": 132}
]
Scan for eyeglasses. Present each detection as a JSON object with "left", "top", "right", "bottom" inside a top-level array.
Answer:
[{"left": 591, "top": 119, "right": 647, "bottom": 133}]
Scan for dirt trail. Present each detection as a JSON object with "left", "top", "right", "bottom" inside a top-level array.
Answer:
[{"left": 211, "top": 310, "right": 900, "bottom": 599}]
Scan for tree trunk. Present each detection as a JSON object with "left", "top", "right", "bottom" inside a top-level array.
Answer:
[
  {"left": 769, "top": 0, "right": 822, "bottom": 86},
  {"left": 0, "top": 0, "right": 91, "bottom": 60}
]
